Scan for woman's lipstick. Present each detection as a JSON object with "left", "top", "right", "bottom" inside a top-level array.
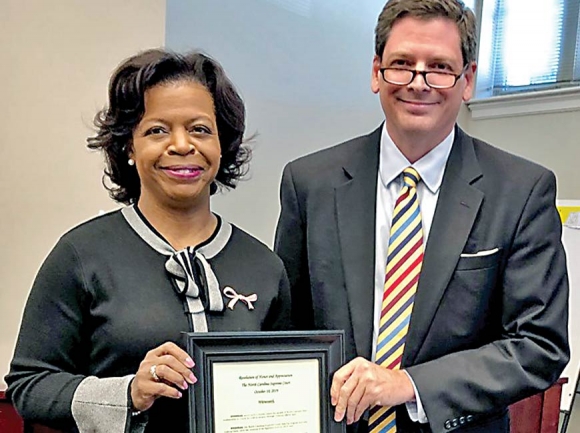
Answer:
[{"left": 162, "top": 165, "right": 203, "bottom": 180}]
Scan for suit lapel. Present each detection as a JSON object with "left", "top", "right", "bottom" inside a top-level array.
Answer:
[
  {"left": 335, "top": 127, "right": 381, "bottom": 360},
  {"left": 403, "top": 128, "right": 484, "bottom": 365}
]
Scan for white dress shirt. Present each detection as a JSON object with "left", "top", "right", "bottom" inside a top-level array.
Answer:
[{"left": 372, "top": 123, "right": 454, "bottom": 423}]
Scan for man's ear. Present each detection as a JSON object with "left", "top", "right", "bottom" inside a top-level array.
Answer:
[
  {"left": 462, "top": 61, "right": 477, "bottom": 102},
  {"left": 371, "top": 55, "right": 382, "bottom": 94}
]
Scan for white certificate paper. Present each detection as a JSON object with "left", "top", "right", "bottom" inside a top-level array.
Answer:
[{"left": 212, "top": 358, "right": 321, "bottom": 432}]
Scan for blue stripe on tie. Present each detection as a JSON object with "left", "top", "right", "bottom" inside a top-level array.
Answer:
[
  {"left": 404, "top": 171, "right": 419, "bottom": 186},
  {"left": 378, "top": 295, "right": 415, "bottom": 336},
  {"left": 387, "top": 222, "right": 421, "bottom": 263},
  {"left": 369, "top": 406, "right": 397, "bottom": 431},
  {"left": 391, "top": 201, "right": 407, "bottom": 227},
  {"left": 390, "top": 204, "right": 420, "bottom": 243},
  {"left": 391, "top": 192, "right": 415, "bottom": 227},
  {"left": 384, "top": 416, "right": 396, "bottom": 432},
  {"left": 378, "top": 337, "right": 406, "bottom": 366},
  {"left": 376, "top": 319, "right": 410, "bottom": 364},
  {"left": 391, "top": 189, "right": 416, "bottom": 226},
  {"left": 376, "top": 336, "right": 405, "bottom": 366},
  {"left": 377, "top": 315, "right": 408, "bottom": 353}
]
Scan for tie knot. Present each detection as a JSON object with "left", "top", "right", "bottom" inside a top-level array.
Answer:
[{"left": 402, "top": 167, "right": 420, "bottom": 188}]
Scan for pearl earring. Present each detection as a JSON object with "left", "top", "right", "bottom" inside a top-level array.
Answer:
[{"left": 128, "top": 158, "right": 135, "bottom": 166}]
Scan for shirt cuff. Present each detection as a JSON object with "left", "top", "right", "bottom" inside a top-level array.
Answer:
[
  {"left": 71, "top": 374, "right": 147, "bottom": 433},
  {"left": 403, "top": 370, "right": 428, "bottom": 423}
]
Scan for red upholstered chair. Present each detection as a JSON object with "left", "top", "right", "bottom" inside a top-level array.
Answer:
[
  {"left": 509, "top": 378, "right": 568, "bottom": 433},
  {"left": 0, "top": 390, "right": 62, "bottom": 433},
  {"left": 0, "top": 390, "right": 24, "bottom": 433}
]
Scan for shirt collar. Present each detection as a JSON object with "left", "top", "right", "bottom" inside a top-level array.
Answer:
[{"left": 379, "top": 123, "right": 454, "bottom": 194}]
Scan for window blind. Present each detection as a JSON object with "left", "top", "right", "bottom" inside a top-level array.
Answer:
[{"left": 475, "top": 0, "right": 580, "bottom": 98}]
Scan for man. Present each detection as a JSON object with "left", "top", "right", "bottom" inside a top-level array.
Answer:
[{"left": 274, "top": 1, "right": 570, "bottom": 432}]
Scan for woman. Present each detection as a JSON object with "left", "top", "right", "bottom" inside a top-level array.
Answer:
[{"left": 5, "top": 49, "right": 291, "bottom": 432}]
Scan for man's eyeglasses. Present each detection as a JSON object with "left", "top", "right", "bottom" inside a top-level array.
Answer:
[{"left": 378, "top": 64, "right": 469, "bottom": 89}]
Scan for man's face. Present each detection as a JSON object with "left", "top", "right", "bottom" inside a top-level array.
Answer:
[{"left": 371, "top": 16, "right": 476, "bottom": 147}]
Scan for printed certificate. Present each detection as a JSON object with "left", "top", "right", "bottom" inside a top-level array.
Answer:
[
  {"left": 213, "top": 359, "right": 320, "bottom": 432},
  {"left": 184, "top": 331, "right": 345, "bottom": 433}
]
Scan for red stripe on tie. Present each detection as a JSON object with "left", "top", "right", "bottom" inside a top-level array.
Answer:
[
  {"left": 395, "top": 189, "right": 410, "bottom": 207},
  {"left": 384, "top": 239, "right": 422, "bottom": 283},
  {"left": 382, "top": 272, "right": 420, "bottom": 316},
  {"left": 382, "top": 248, "right": 423, "bottom": 299},
  {"left": 387, "top": 353, "right": 403, "bottom": 370}
]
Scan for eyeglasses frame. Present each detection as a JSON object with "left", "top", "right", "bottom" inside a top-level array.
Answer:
[{"left": 378, "top": 64, "right": 470, "bottom": 89}]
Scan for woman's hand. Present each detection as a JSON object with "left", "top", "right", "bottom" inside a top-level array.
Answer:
[{"left": 130, "top": 342, "right": 197, "bottom": 412}]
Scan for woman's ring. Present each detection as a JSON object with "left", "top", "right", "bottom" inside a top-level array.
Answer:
[{"left": 150, "top": 365, "right": 160, "bottom": 382}]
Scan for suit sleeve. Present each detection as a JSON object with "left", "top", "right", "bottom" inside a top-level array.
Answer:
[
  {"left": 405, "top": 170, "right": 570, "bottom": 432},
  {"left": 274, "top": 163, "right": 315, "bottom": 330}
]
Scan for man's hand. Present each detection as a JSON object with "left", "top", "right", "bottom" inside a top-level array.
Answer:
[{"left": 330, "top": 357, "right": 415, "bottom": 425}]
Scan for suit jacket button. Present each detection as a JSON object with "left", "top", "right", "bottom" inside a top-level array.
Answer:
[
  {"left": 466, "top": 415, "right": 474, "bottom": 422},
  {"left": 445, "top": 420, "right": 452, "bottom": 429},
  {"left": 452, "top": 419, "right": 459, "bottom": 427},
  {"left": 459, "top": 416, "right": 466, "bottom": 425}
]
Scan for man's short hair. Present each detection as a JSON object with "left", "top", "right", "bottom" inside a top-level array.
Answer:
[{"left": 375, "top": 0, "right": 477, "bottom": 65}]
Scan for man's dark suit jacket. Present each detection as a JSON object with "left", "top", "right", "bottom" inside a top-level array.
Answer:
[{"left": 274, "top": 126, "right": 569, "bottom": 433}]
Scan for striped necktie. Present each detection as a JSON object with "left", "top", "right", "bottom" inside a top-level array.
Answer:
[{"left": 369, "top": 167, "right": 424, "bottom": 433}]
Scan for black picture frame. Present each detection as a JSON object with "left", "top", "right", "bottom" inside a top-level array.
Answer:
[{"left": 184, "top": 330, "right": 345, "bottom": 433}]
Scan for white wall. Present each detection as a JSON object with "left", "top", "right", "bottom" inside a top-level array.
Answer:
[
  {"left": 458, "top": 106, "right": 579, "bottom": 199},
  {"left": 0, "top": 0, "right": 166, "bottom": 387}
]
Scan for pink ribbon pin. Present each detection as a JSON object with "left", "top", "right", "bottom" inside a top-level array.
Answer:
[{"left": 223, "top": 286, "right": 257, "bottom": 310}]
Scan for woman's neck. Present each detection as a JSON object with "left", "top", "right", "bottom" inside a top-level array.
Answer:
[{"left": 136, "top": 198, "right": 218, "bottom": 250}]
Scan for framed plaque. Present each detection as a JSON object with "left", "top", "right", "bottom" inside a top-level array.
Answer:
[{"left": 184, "top": 330, "right": 345, "bottom": 433}]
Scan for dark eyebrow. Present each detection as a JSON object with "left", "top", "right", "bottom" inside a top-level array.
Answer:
[
  {"left": 140, "top": 114, "right": 215, "bottom": 125},
  {"left": 386, "top": 51, "right": 457, "bottom": 64}
]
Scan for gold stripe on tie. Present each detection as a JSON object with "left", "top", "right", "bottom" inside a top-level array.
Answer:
[{"left": 369, "top": 167, "right": 424, "bottom": 433}]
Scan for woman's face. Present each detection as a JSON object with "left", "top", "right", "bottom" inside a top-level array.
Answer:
[{"left": 131, "top": 81, "right": 221, "bottom": 212}]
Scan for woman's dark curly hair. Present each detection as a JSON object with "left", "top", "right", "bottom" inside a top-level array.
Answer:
[{"left": 88, "top": 49, "right": 250, "bottom": 204}]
